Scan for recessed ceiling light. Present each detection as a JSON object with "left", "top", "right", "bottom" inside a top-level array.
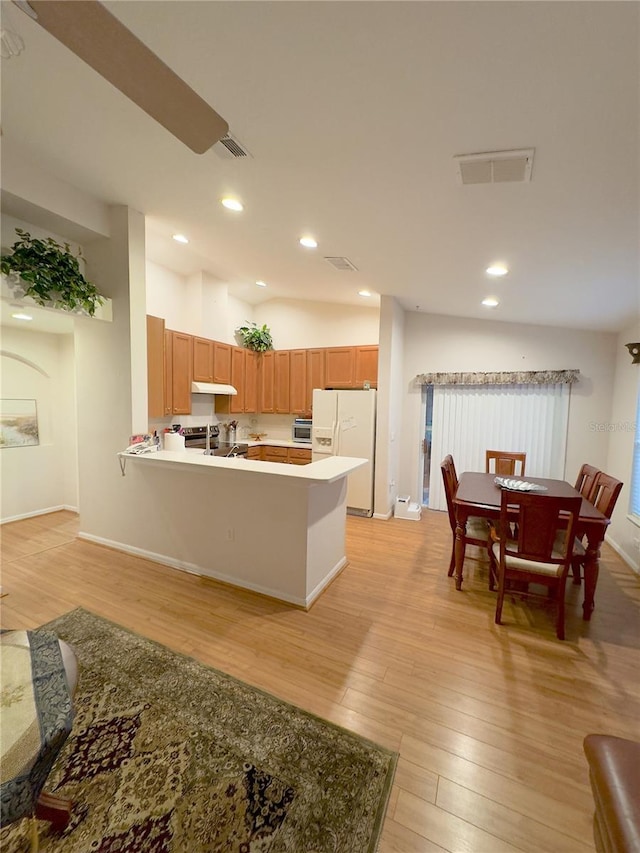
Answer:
[
  {"left": 221, "top": 198, "right": 243, "bottom": 212},
  {"left": 11, "top": 312, "right": 33, "bottom": 321},
  {"left": 486, "top": 264, "right": 508, "bottom": 277},
  {"left": 482, "top": 297, "right": 499, "bottom": 308},
  {"left": 299, "top": 236, "right": 318, "bottom": 249},
  {"left": 255, "top": 280, "right": 267, "bottom": 287},
  {"left": 172, "top": 234, "right": 189, "bottom": 244},
  {"left": 358, "top": 290, "right": 371, "bottom": 297}
]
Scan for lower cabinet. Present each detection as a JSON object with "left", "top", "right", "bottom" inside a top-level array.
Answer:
[{"left": 248, "top": 445, "right": 312, "bottom": 464}]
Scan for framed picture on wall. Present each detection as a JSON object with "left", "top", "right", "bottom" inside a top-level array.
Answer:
[{"left": 0, "top": 399, "right": 39, "bottom": 448}]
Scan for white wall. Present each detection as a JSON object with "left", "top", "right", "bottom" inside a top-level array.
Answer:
[
  {"left": 605, "top": 321, "right": 640, "bottom": 571},
  {"left": 401, "top": 311, "right": 618, "bottom": 509},
  {"left": 374, "top": 296, "right": 405, "bottom": 517},
  {"left": 0, "top": 327, "right": 78, "bottom": 520},
  {"left": 255, "top": 298, "right": 379, "bottom": 349}
]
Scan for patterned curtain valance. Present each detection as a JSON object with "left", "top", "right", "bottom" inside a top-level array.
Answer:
[{"left": 415, "top": 369, "right": 580, "bottom": 386}]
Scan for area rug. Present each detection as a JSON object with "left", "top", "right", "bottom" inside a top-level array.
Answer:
[{"left": 1, "top": 608, "right": 396, "bottom": 852}]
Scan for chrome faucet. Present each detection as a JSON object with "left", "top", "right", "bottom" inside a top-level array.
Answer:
[
  {"left": 225, "top": 444, "right": 240, "bottom": 457},
  {"left": 206, "top": 424, "right": 214, "bottom": 454}
]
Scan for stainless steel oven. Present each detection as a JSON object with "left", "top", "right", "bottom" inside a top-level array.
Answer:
[
  {"left": 292, "top": 418, "right": 312, "bottom": 443},
  {"left": 181, "top": 425, "right": 249, "bottom": 457}
]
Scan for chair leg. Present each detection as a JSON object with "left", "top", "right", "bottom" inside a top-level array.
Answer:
[
  {"left": 448, "top": 535, "right": 456, "bottom": 577},
  {"left": 556, "top": 580, "right": 567, "bottom": 641},
  {"left": 488, "top": 546, "right": 497, "bottom": 591},
  {"left": 495, "top": 570, "right": 506, "bottom": 625},
  {"left": 571, "top": 556, "right": 582, "bottom": 585}
]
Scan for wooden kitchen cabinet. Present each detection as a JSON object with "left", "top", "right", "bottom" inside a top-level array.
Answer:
[
  {"left": 164, "top": 329, "right": 173, "bottom": 416},
  {"left": 288, "top": 447, "right": 312, "bottom": 465},
  {"left": 169, "top": 330, "right": 192, "bottom": 415},
  {"left": 289, "top": 350, "right": 307, "bottom": 415},
  {"left": 325, "top": 346, "right": 355, "bottom": 388},
  {"left": 354, "top": 345, "right": 379, "bottom": 388},
  {"left": 193, "top": 337, "right": 214, "bottom": 382},
  {"left": 247, "top": 445, "right": 262, "bottom": 460},
  {"left": 263, "top": 445, "right": 288, "bottom": 463},
  {"left": 213, "top": 342, "right": 232, "bottom": 383},
  {"left": 260, "top": 351, "right": 275, "bottom": 413},
  {"left": 325, "top": 345, "right": 378, "bottom": 389},
  {"left": 306, "top": 348, "right": 325, "bottom": 412},
  {"left": 274, "top": 350, "right": 290, "bottom": 413},
  {"left": 218, "top": 347, "right": 259, "bottom": 415},
  {"left": 147, "top": 315, "right": 165, "bottom": 418}
]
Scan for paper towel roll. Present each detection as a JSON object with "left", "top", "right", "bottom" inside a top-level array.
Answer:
[{"left": 164, "top": 432, "right": 185, "bottom": 451}]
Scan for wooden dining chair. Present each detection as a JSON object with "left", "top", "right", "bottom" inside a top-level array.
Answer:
[
  {"left": 486, "top": 450, "right": 526, "bottom": 477},
  {"left": 574, "top": 463, "right": 601, "bottom": 501},
  {"left": 492, "top": 490, "right": 581, "bottom": 640},
  {"left": 571, "top": 471, "right": 623, "bottom": 585},
  {"left": 440, "top": 455, "right": 495, "bottom": 585}
]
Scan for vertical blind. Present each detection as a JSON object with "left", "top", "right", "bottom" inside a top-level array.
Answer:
[
  {"left": 428, "top": 383, "right": 570, "bottom": 511},
  {"left": 630, "top": 387, "right": 640, "bottom": 518}
]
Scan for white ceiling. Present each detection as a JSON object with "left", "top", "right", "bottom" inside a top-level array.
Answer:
[{"left": 1, "top": 1, "right": 638, "bottom": 332}]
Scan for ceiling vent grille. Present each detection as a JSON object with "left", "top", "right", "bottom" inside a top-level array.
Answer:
[
  {"left": 324, "top": 256, "right": 358, "bottom": 272},
  {"left": 454, "top": 148, "right": 534, "bottom": 185},
  {"left": 214, "top": 132, "right": 253, "bottom": 160}
]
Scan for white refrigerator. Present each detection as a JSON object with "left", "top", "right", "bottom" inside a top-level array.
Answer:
[{"left": 312, "top": 389, "right": 377, "bottom": 516}]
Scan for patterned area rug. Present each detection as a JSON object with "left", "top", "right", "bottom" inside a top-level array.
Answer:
[{"left": 1, "top": 608, "right": 396, "bottom": 852}]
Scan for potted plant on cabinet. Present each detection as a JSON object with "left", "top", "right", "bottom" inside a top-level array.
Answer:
[
  {"left": 1, "top": 228, "right": 104, "bottom": 317},
  {"left": 235, "top": 321, "right": 273, "bottom": 352}
]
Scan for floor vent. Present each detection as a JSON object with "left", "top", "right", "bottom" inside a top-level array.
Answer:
[
  {"left": 325, "top": 256, "right": 358, "bottom": 271},
  {"left": 214, "top": 132, "right": 253, "bottom": 159},
  {"left": 454, "top": 148, "right": 534, "bottom": 185}
]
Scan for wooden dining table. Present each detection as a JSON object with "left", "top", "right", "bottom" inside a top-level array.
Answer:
[{"left": 453, "top": 472, "right": 610, "bottom": 620}]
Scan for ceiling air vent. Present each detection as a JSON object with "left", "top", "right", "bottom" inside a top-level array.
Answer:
[
  {"left": 324, "top": 256, "right": 358, "bottom": 272},
  {"left": 454, "top": 148, "right": 534, "bottom": 185},
  {"left": 213, "top": 132, "right": 253, "bottom": 160}
]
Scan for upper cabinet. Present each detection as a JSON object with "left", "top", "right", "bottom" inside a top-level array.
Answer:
[
  {"left": 260, "top": 350, "right": 275, "bottom": 413},
  {"left": 213, "top": 342, "right": 232, "bottom": 383},
  {"left": 324, "top": 346, "right": 377, "bottom": 389},
  {"left": 274, "top": 350, "right": 290, "bottom": 413},
  {"left": 354, "top": 346, "right": 379, "bottom": 389},
  {"left": 217, "top": 347, "right": 259, "bottom": 415},
  {"left": 169, "top": 331, "right": 193, "bottom": 415},
  {"left": 193, "top": 337, "right": 214, "bottom": 382},
  {"left": 289, "top": 350, "right": 307, "bottom": 415}
]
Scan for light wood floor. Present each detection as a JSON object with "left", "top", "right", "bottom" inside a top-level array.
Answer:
[{"left": 2, "top": 509, "right": 639, "bottom": 852}]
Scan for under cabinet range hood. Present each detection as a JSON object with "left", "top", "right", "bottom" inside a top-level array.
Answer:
[{"left": 191, "top": 381, "right": 237, "bottom": 395}]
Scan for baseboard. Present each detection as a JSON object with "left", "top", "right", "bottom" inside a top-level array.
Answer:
[
  {"left": 605, "top": 534, "right": 639, "bottom": 575},
  {"left": 1, "top": 505, "right": 79, "bottom": 524},
  {"left": 304, "top": 557, "right": 348, "bottom": 609},
  {"left": 373, "top": 510, "right": 393, "bottom": 520},
  {"left": 77, "top": 532, "right": 313, "bottom": 607}
]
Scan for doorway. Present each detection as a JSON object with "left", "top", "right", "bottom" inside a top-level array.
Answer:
[{"left": 422, "top": 385, "right": 434, "bottom": 505}]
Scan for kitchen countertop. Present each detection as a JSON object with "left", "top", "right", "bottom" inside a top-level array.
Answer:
[{"left": 119, "top": 448, "right": 364, "bottom": 483}]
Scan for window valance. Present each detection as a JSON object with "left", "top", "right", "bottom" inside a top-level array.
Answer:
[{"left": 415, "top": 369, "right": 580, "bottom": 386}]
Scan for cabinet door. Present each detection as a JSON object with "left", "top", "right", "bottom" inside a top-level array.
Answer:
[
  {"left": 171, "top": 331, "right": 192, "bottom": 415},
  {"left": 147, "top": 315, "right": 165, "bottom": 419},
  {"left": 289, "top": 350, "right": 307, "bottom": 415},
  {"left": 263, "top": 446, "right": 288, "bottom": 463},
  {"left": 213, "top": 342, "right": 232, "bottom": 383},
  {"left": 306, "top": 348, "right": 325, "bottom": 412},
  {"left": 325, "top": 347, "right": 355, "bottom": 388},
  {"left": 260, "top": 351, "right": 275, "bottom": 413},
  {"left": 193, "top": 337, "right": 214, "bottom": 382},
  {"left": 226, "top": 346, "right": 245, "bottom": 414},
  {"left": 247, "top": 445, "right": 262, "bottom": 460},
  {"left": 164, "top": 329, "right": 173, "bottom": 416},
  {"left": 289, "top": 448, "right": 311, "bottom": 465},
  {"left": 244, "top": 351, "right": 259, "bottom": 413},
  {"left": 354, "top": 346, "right": 379, "bottom": 389},
  {"left": 274, "top": 350, "right": 290, "bottom": 413}
]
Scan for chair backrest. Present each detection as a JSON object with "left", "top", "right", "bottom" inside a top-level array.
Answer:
[
  {"left": 440, "top": 455, "right": 458, "bottom": 532},
  {"left": 499, "top": 490, "right": 581, "bottom": 568},
  {"left": 486, "top": 450, "right": 526, "bottom": 477},
  {"left": 574, "top": 463, "right": 601, "bottom": 501},
  {"left": 590, "top": 472, "right": 624, "bottom": 519}
]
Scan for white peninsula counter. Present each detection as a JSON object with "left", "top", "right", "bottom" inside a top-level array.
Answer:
[{"left": 111, "top": 450, "right": 366, "bottom": 608}]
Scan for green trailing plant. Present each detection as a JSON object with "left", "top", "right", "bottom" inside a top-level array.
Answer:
[
  {"left": 0, "top": 228, "right": 104, "bottom": 316},
  {"left": 235, "top": 321, "right": 273, "bottom": 352}
]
